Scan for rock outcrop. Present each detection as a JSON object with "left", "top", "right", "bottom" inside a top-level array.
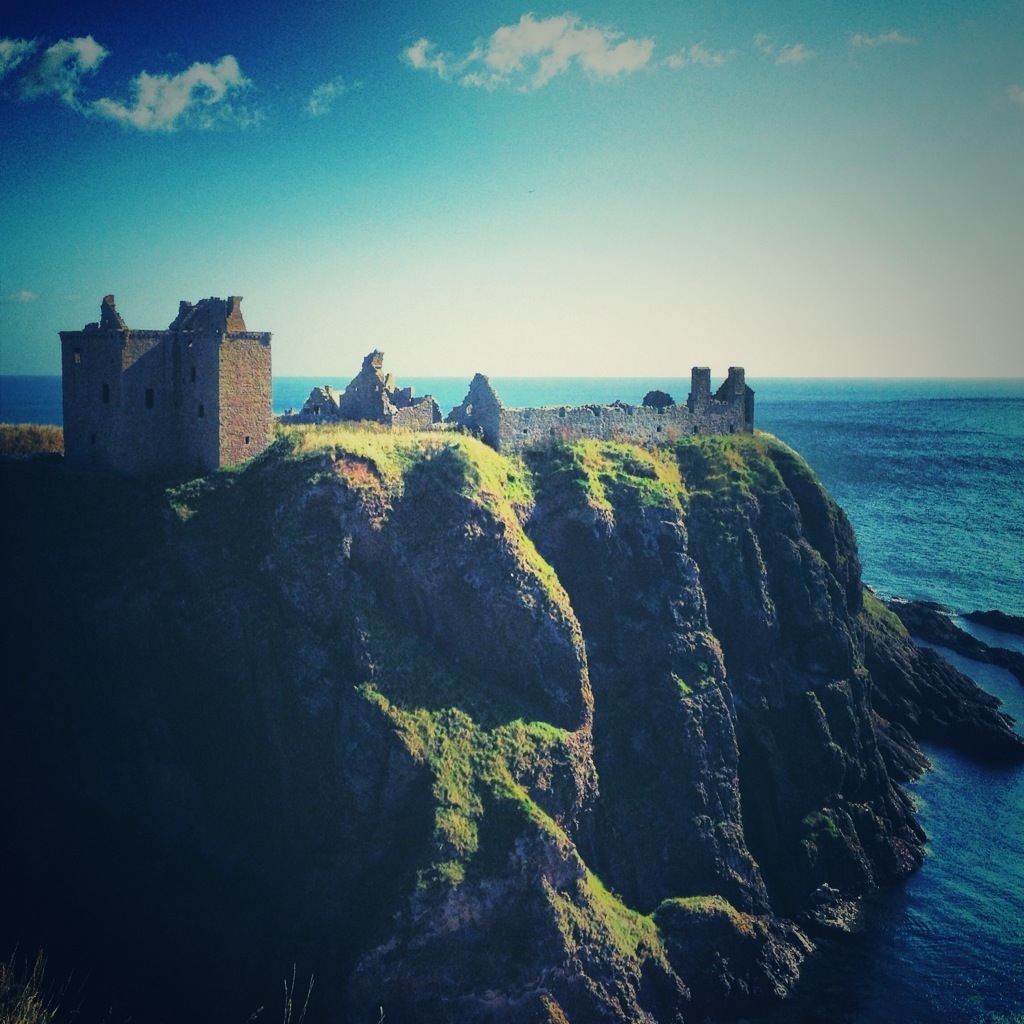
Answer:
[{"left": 1, "top": 431, "right": 1020, "bottom": 1023}]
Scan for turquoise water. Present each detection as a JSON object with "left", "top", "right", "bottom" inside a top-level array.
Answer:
[{"left": 4, "top": 374, "right": 1024, "bottom": 1021}]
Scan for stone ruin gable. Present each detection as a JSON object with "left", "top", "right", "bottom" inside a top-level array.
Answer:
[
  {"left": 286, "top": 351, "right": 441, "bottom": 427},
  {"left": 299, "top": 385, "right": 341, "bottom": 420},
  {"left": 60, "top": 295, "right": 272, "bottom": 475},
  {"left": 447, "top": 366, "right": 754, "bottom": 454},
  {"left": 446, "top": 373, "right": 504, "bottom": 448}
]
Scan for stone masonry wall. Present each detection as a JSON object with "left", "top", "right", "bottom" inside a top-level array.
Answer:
[
  {"left": 218, "top": 333, "right": 273, "bottom": 469},
  {"left": 447, "top": 367, "right": 754, "bottom": 454},
  {"left": 495, "top": 400, "right": 746, "bottom": 454},
  {"left": 60, "top": 296, "right": 272, "bottom": 476}
]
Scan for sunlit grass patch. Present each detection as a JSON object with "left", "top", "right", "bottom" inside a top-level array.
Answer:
[{"left": 0, "top": 424, "right": 63, "bottom": 459}]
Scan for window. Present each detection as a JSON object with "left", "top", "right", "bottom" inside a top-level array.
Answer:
[
  {"left": 73, "top": 349, "right": 82, "bottom": 364},
  {"left": 190, "top": 366, "right": 197, "bottom": 383},
  {"left": 244, "top": 436, "right": 251, "bottom": 445},
  {"left": 198, "top": 404, "right": 205, "bottom": 418},
  {"left": 102, "top": 383, "right": 110, "bottom": 404},
  {"left": 145, "top": 388, "right": 155, "bottom": 409}
]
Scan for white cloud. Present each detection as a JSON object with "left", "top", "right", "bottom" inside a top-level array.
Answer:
[
  {"left": 2, "top": 290, "right": 38, "bottom": 304},
  {"left": 4, "top": 34, "right": 260, "bottom": 131},
  {"left": 665, "top": 42, "right": 727, "bottom": 70},
  {"left": 850, "top": 31, "right": 918, "bottom": 48},
  {"left": 18, "top": 36, "right": 107, "bottom": 107},
  {"left": 403, "top": 38, "right": 452, "bottom": 77},
  {"left": 306, "top": 75, "right": 346, "bottom": 116},
  {"left": 0, "top": 38, "right": 37, "bottom": 81},
  {"left": 1009, "top": 85, "right": 1024, "bottom": 110},
  {"left": 90, "top": 55, "right": 256, "bottom": 131},
  {"left": 405, "top": 13, "right": 654, "bottom": 91},
  {"left": 775, "top": 43, "right": 814, "bottom": 65},
  {"left": 754, "top": 33, "right": 814, "bottom": 66}
]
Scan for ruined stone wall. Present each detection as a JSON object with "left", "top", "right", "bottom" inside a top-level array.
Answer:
[
  {"left": 447, "top": 367, "right": 753, "bottom": 454},
  {"left": 217, "top": 333, "right": 273, "bottom": 469},
  {"left": 446, "top": 373, "right": 503, "bottom": 448},
  {"left": 494, "top": 401, "right": 749, "bottom": 454},
  {"left": 390, "top": 401, "right": 440, "bottom": 431}
]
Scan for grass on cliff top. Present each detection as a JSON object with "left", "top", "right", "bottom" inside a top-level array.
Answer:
[
  {"left": 0, "top": 424, "right": 63, "bottom": 459},
  {"left": 670, "top": 432, "right": 791, "bottom": 503},
  {"left": 278, "top": 421, "right": 442, "bottom": 489},
  {"left": 276, "top": 421, "right": 534, "bottom": 510},
  {"left": 293, "top": 425, "right": 575, "bottom": 623},
  {"left": 526, "top": 438, "right": 684, "bottom": 514},
  {"left": 524, "top": 431, "right": 813, "bottom": 519}
]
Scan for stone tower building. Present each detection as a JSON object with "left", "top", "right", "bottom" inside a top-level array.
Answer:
[{"left": 60, "top": 294, "right": 272, "bottom": 475}]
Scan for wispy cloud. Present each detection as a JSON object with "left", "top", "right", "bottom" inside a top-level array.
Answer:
[
  {"left": 1009, "top": 84, "right": 1024, "bottom": 110},
  {"left": 16, "top": 36, "right": 107, "bottom": 108},
  {"left": 2, "top": 34, "right": 259, "bottom": 131},
  {"left": 90, "top": 56, "right": 256, "bottom": 131},
  {"left": 305, "top": 75, "right": 347, "bottom": 117},
  {"left": 405, "top": 38, "right": 452, "bottom": 77},
  {"left": 665, "top": 43, "right": 727, "bottom": 70},
  {"left": 776, "top": 43, "right": 814, "bottom": 65},
  {"left": 755, "top": 33, "right": 814, "bottom": 66},
  {"left": 0, "top": 37, "right": 38, "bottom": 81},
  {"left": 2, "top": 290, "right": 38, "bottom": 304},
  {"left": 404, "top": 13, "right": 654, "bottom": 90},
  {"left": 850, "top": 31, "right": 918, "bottom": 48}
]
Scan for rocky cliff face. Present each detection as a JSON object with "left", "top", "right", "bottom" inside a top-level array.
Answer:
[{"left": 1, "top": 430, "right": 1020, "bottom": 1023}]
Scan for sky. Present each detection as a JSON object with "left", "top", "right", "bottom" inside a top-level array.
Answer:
[{"left": 1, "top": 0, "right": 1022, "bottom": 379}]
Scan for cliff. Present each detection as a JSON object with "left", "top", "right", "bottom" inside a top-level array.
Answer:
[{"left": 1, "top": 429, "right": 1020, "bottom": 1023}]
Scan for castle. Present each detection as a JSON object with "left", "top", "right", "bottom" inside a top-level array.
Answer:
[
  {"left": 60, "top": 295, "right": 272, "bottom": 475},
  {"left": 61, "top": 294, "right": 752, "bottom": 474}
]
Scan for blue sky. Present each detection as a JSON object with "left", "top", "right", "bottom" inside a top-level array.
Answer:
[{"left": 1, "top": 0, "right": 1022, "bottom": 377}]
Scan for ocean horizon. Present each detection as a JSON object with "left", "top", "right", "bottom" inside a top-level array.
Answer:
[
  {"left": 4, "top": 372, "right": 1024, "bottom": 1023},
  {"left": 4, "top": 372, "right": 1024, "bottom": 426}
]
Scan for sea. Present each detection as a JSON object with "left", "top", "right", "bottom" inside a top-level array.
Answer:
[{"left": 3, "top": 374, "right": 1023, "bottom": 1023}]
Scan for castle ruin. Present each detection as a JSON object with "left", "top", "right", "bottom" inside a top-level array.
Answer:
[
  {"left": 289, "top": 354, "right": 753, "bottom": 451},
  {"left": 285, "top": 350, "right": 441, "bottom": 429},
  {"left": 61, "top": 291, "right": 752, "bottom": 474},
  {"left": 60, "top": 295, "right": 272, "bottom": 475},
  {"left": 447, "top": 366, "right": 754, "bottom": 453}
]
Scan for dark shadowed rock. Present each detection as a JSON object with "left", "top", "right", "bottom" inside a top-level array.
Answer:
[
  {"left": 887, "top": 598, "right": 1024, "bottom": 685},
  {"left": 1, "top": 432, "right": 1020, "bottom": 1023},
  {"left": 965, "top": 609, "right": 1024, "bottom": 636}
]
